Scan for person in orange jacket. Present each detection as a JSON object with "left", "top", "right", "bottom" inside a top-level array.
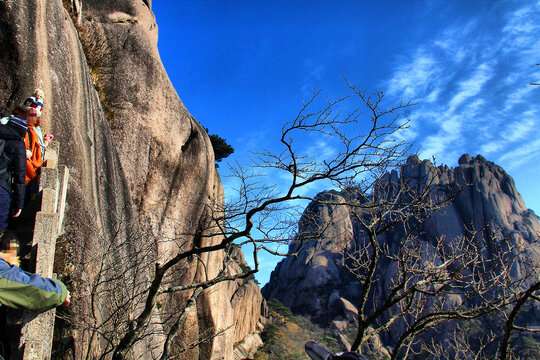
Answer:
[{"left": 24, "top": 107, "right": 43, "bottom": 187}]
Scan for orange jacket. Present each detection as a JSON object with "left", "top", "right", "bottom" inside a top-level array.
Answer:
[{"left": 24, "top": 127, "right": 43, "bottom": 185}]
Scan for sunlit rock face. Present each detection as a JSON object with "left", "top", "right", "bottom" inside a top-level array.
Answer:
[
  {"left": 263, "top": 154, "right": 540, "bottom": 347},
  {"left": 0, "top": 1, "right": 264, "bottom": 358}
]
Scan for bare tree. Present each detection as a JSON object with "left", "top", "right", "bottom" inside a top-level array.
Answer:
[
  {"left": 498, "top": 279, "right": 540, "bottom": 359},
  {"left": 99, "top": 82, "right": 420, "bottom": 359},
  {"left": 56, "top": 80, "right": 540, "bottom": 359},
  {"left": 297, "top": 165, "right": 540, "bottom": 359},
  {"left": 420, "top": 324, "right": 497, "bottom": 360},
  {"left": 66, "top": 80, "right": 529, "bottom": 359}
]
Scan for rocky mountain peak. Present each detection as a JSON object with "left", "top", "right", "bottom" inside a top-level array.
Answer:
[{"left": 263, "top": 154, "right": 539, "bottom": 331}]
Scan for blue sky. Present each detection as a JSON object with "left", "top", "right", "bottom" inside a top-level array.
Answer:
[{"left": 153, "top": 0, "right": 540, "bottom": 285}]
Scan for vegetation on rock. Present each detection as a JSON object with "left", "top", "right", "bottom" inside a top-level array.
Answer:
[
  {"left": 255, "top": 299, "right": 340, "bottom": 359},
  {"left": 206, "top": 128, "right": 235, "bottom": 163}
]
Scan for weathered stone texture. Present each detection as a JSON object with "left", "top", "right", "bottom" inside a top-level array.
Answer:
[{"left": 0, "top": 0, "right": 264, "bottom": 359}]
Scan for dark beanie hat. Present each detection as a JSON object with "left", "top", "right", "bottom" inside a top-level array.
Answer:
[{"left": 7, "top": 115, "right": 28, "bottom": 137}]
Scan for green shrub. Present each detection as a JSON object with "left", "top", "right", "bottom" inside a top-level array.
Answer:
[
  {"left": 267, "top": 298, "right": 297, "bottom": 322},
  {"left": 205, "top": 129, "right": 234, "bottom": 162},
  {"left": 260, "top": 323, "right": 281, "bottom": 346},
  {"left": 256, "top": 300, "right": 343, "bottom": 359}
]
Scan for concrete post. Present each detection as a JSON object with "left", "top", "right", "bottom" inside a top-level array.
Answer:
[
  {"left": 32, "top": 212, "right": 59, "bottom": 277},
  {"left": 56, "top": 165, "right": 69, "bottom": 235},
  {"left": 16, "top": 213, "right": 60, "bottom": 360},
  {"left": 43, "top": 142, "right": 59, "bottom": 168}
]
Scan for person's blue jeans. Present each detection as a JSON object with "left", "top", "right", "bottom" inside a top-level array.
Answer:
[{"left": 0, "top": 187, "right": 11, "bottom": 231}]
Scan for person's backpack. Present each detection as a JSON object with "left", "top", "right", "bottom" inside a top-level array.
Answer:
[{"left": 0, "top": 139, "right": 7, "bottom": 176}]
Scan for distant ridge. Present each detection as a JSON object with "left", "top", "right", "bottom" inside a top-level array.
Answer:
[{"left": 263, "top": 154, "right": 540, "bottom": 354}]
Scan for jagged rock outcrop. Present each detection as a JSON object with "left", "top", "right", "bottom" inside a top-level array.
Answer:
[
  {"left": 263, "top": 154, "right": 540, "bottom": 350},
  {"left": 0, "top": 0, "right": 264, "bottom": 359}
]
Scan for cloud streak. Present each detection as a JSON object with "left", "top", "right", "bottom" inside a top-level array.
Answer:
[{"left": 384, "top": 1, "right": 540, "bottom": 173}]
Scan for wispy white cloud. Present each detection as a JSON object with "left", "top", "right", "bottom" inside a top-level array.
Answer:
[
  {"left": 382, "top": 1, "right": 540, "bottom": 173},
  {"left": 503, "top": 3, "right": 537, "bottom": 36},
  {"left": 419, "top": 114, "right": 463, "bottom": 165},
  {"left": 447, "top": 64, "right": 492, "bottom": 113},
  {"left": 392, "top": 117, "right": 418, "bottom": 144},
  {"left": 301, "top": 58, "right": 326, "bottom": 96},
  {"left": 502, "top": 114, "right": 535, "bottom": 142},
  {"left": 480, "top": 113, "right": 537, "bottom": 157},
  {"left": 425, "top": 89, "right": 441, "bottom": 103},
  {"left": 467, "top": 99, "right": 485, "bottom": 114},
  {"left": 303, "top": 139, "right": 337, "bottom": 160},
  {"left": 498, "top": 138, "right": 540, "bottom": 170},
  {"left": 480, "top": 141, "right": 504, "bottom": 155},
  {"left": 504, "top": 83, "right": 536, "bottom": 112},
  {"left": 387, "top": 51, "right": 440, "bottom": 99},
  {"left": 501, "top": 1, "right": 540, "bottom": 63}
]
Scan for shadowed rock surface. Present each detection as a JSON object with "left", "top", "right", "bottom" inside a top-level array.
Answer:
[
  {"left": 0, "top": 0, "right": 264, "bottom": 358},
  {"left": 263, "top": 154, "right": 540, "bottom": 350}
]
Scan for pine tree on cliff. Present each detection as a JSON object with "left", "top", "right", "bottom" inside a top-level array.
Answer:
[{"left": 205, "top": 128, "right": 234, "bottom": 163}]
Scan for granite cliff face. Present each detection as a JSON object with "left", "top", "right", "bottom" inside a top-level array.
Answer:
[
  {"left": 263, "top": 154, "right": 540, "bottom": 349},
  {"left": 0, "top": 1, "right": 264, "bottom": 359}
]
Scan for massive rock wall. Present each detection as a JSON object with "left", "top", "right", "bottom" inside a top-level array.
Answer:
[
  {"left": 263, "top": 154, "right": 540, "bottom": 347},
  {"left": 0, "top": 0, "right": 264, "bottom": 358}
]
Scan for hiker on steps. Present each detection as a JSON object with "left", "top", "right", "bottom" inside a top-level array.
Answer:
[
  {"left": 24, "top": 108, "right": 43, "bottom": 196},
  {"left": 16, "top": 89, "right": 53, "bottom": 201},
  {"left": 0, "top": 236, "right": 70, "bottom": 360},
  {"left": 15, "top": 88, "right": 53, "bottom": 158},
  {"left": 0, "top": 236, "right": 70, "bottom": 309},
  {"left": 0, "top": 113, "right": 27, "bottom": 231},
  {"left": 0, "top": 236, "right": 70, "bottom": 358}
]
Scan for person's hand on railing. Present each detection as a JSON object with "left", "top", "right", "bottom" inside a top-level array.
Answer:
[{"left": 44, "top": 134, "right": 54, "bottom": 148}]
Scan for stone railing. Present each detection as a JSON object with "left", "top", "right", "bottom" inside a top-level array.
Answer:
[{"left": 8, "top": 141, "right": 69, "bottom": 360}]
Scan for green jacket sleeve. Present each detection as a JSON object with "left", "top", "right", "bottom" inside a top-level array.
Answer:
[{"left": 0, "top": 258, "right": 67, "bottom": 310}]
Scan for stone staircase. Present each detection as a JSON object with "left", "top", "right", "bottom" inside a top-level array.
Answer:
[{"left": 4, "top": 141, "right": 69, "bottom": 360}]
